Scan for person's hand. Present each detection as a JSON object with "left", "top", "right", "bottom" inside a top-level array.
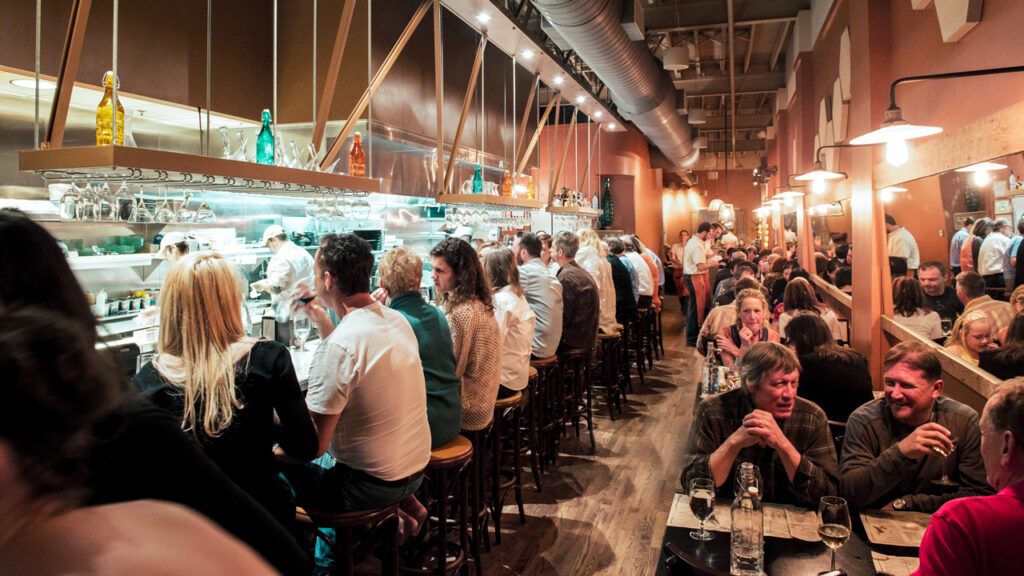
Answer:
[
  {"left": 371, "top": 286, "right": 389, "bottom": 304},
  {"left": 896, "top": 422, "right": 954, "bottom": 460},
  {"left": 716, "top": 333, "right": 740, "bottom": 358},
  {"left": 726, "top": 422, "right": 766, "bottom": 450},
  {"left": 250, "top": 279, "right": 272, "bottom": 293},
  {"left": 743, "top": 409, "right": 791, "bottom": 451}
]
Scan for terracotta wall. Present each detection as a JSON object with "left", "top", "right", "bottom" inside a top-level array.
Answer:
[{"left": 885, "top": 175, "right": 946, "bottom": 266}]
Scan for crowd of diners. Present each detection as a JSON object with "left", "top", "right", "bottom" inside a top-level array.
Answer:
[
  {"left": 0, "top": 207, "right": 672, "bottom": 574},
  {"left": 667, "top": 217, "right": 1024, "bottom": 575}
]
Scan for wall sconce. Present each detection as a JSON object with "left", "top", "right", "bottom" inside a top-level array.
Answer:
[
  {"left": 955, "top": 161, "right": 1008, "bottom": 187},
  {"left": 708, "top": 198, "right": 723, "bottom": 211},
  {"left": 771, "top": 188, "right": 805, "bottom": 207},
  {"left": 794, "top": 144, "right": 849, "bottom": 194},
  {"left": 719, "top": 203, "right": 735, "bottom": 220},
  {"left": 849, "top": 65, "right": 1024, "bottom": 166},
  {"left": 878, "top": 186, "right": 907, "bottom": 202}
]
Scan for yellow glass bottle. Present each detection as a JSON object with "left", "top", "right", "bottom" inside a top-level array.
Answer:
[
  {"left": 527, "top": 177, "right": 536, "bottom": 200},
  {"left": 96, "top": 71, "right": 124, "bottom": 146}
]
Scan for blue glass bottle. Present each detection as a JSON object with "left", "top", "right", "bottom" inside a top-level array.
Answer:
[
  {"left": 471, "top": 164, "right": 483, "bottom": 194},
  {"left": 256, "top": 109, "right": 274, "bottom": 165}
]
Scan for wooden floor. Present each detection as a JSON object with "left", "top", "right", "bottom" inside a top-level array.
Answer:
[{"left": 479, "top": 296, "right": 700, "bottom": 576}]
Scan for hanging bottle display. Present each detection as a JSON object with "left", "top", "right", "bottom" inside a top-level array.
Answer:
[
  {"left": 471, "top": 164, "right": 484, "bottom": 195},
  {"left": 349, "top": 132, "right": 366, "bottom": 177},
  {"left": 255, "top": 109, "right": 275, "bottom": 165},
  {"left": 501, "top": 170, "right": 513, "bottom": 197},
  {"left": 96, "top": 71, "right": 125, "bottom": 146}
]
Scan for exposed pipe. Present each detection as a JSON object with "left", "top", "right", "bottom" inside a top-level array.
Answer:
[
  {"left": 531, "top": 0, "right": 699, "bottom": 168},
  {"left": 727, "top": 0, "right": 736, "bottom": 170}
]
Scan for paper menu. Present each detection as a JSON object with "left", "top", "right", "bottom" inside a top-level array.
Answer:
[
  {"left": 871, "top": 551, "right": 920, "bottom": 576},
  {"left": 782, "top": 505, "right": 822, "bottom": 542},
  {"left": 666, "top": 493, "right": 817, "bottom": 540},
  {"left": 860, "top": 510, "right": 931, "bottom": 548}
]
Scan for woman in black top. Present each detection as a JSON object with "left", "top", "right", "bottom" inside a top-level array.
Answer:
[
  {"left": 980, "top": 314, "right": 1024, "bottom": 380},
  {"left": 134, "top": 253, "right": 318, "bottom": 528},
  {"left": 786, "top": 313, "right": 874, "bottom": 422}
]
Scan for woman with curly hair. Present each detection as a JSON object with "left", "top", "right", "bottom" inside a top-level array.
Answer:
[
  {"left": 430, "top": 237, "right": 502, "bottom": 431},
  {"left": 715, "top": 288, "right": 780, "bottom": 369}
]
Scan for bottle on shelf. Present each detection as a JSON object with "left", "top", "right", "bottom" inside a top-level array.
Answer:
[
  {"left": 349, "top": 132, "right": 366, "bottom": 177},
  {"left": 730, "top": 485, "right": 764, "bottom": 576},
  {"left": 256, "top": 109, "right": 275, "bottom": 165},
  {"left": 96, "top": 71, "right": 125, "bottom": 146},
  {"left": 471, "top": 164, "right": 484, "bottom": 195},
  {"left": 501, "top": 170, "right": 513, "bottom": 197},
  {"left": 1010, "top": 169, "right": 1018, "bottom": 191},
  {"left": 527, "top": 177, "right": 536, "bottom": 201}
]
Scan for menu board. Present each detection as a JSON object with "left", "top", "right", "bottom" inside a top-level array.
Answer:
[{"left": 860, "top": 510, "right": 932, "bottom": 548}]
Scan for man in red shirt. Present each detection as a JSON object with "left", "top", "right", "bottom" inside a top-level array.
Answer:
[{"left": 914, "top": 378, "right": 1024, "bottom": 575}]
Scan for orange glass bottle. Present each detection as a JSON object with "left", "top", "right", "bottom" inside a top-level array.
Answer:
[
  {"left": 501, "top": 170, "right": 513, "bottom": 196},
  {"left": 349, "top": 132, "right": 366, "bottom": 177}
]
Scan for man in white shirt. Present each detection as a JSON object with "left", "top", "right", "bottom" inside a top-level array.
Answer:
[
  {"left": 513, "top": 231, "right": 564, "bottom": 359},
  {"left": 670, "top": 230, "right": 690, "bottom": 311},
  {"left": 286, "top": 233, "right": 430, "bottom": 513},
  {"left": 620, "top": 236, "right": 654, "bottom": 308},
  {"left": 684, "top": 222, "right": 713, "bottom": 346},
  {"left": 886, "top": 214, "right": 920, "bottom": 278},
  {"left": 978, "top": 219, "right": 1012, "bottom": 288},
  {"left": 251, "top": 225, "right": 316, "bottom": 301}
]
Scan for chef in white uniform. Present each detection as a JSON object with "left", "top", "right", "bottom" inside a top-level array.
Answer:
[{"left": 250, "top": 225, "right": 316, "bottom": 301}]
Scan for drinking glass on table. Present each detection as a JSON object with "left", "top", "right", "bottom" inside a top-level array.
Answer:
[
  {"left": 817, "top": 496, "right": 851, "bottom": 575},
  {"left": 932, "top": 435, "right": 960, "bottom": 490},
  {"left": 292, "top": 313, "right": 311, "bottom": 351},
  {"left": 688, "top": 477, "right": 716, "bottom": 541}
]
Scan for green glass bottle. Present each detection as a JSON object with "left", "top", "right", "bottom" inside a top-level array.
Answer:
[
  {"left": 472, "top": 164, "right": 483, "bottom": 194},
  {"left": 256, "top": 109, "right": 274, "bottom": 165}
]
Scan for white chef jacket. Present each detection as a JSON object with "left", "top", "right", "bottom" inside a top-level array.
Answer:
[{"left": 266, "top": 241, "right": 316, "bottom": 296}]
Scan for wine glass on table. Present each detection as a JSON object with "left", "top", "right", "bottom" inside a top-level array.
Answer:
[
  {"left": 932, "top": 435, "right": 960, "bottom": 491},
  {"left": 292, "top": 313, "right": 311, "bottom": 351},
  {"left": 817, "top": 495, "right": 851, "bottom": 575},
  {"left": 688, "top": 477, "right": 716, "bottom": 541}
]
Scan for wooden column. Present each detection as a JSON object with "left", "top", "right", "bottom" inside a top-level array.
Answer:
[
  {"left": 45, "top": 0, "right": 92, "bottom": 149},
  {"left": 311, "top": 0, "right": 358, "bottom": 154},
  {"left": 796, "top": 195, "right": 815, "bottom": 267},
  {"left": 441, "top": 35, "right": 487, "bottom": 194}
]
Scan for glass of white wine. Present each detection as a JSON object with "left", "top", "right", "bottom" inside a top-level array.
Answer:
[
  {"left": 292, "top": 313, "right": 311, "bottom": 351},
  {"left": 817, "top": 495, "right": 851, "bottom": 575},
  {"left": 688, "top": 477, "right": 716, "bottom": 541}
]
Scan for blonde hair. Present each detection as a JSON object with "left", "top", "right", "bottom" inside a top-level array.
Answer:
[
  {"left": 733, "top": 288, "right": 770, "bottom": 327},
  {"left": 578, "top": 228, "right": 602, "bottom": 253},
  {"left": 378, "top": 246, "right": 423, "bottom": 296},
  {"left": 155, "top": 253, "right": 247, "bottom": 437},
  {"left": 1010, "top": 285, "right": 1024, "bottom": 311},
  {"left": 945, "top": 311, "right": 991, "bottom": 352}
]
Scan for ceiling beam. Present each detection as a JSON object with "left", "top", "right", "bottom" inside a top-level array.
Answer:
[
  {"left": 770, "top": 20, "right": 792, "bottom": 72},
  {"left": 707, "top": 139, "right": 766, "bottom": 153},
  {"left": 743, "top": 24, "right": 756, "bottom": 74},
  {"left": 648, "top": 18, "right": 797, "bottom": 35},
  {"left": 673, "top": 70, "right": 785, "bottom": 95},
  {"left": 690, "top": 113, "right": 772, "bottom": 130}
]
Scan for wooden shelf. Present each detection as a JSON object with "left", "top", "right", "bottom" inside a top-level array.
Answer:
[
  {"left": 20, "top": 146, "right": 380, "bottom": 197},
  {"left": 436, "top": 194, "right": 544, "bottom": 210},
  {"left": 546, "top": 205, "right": 602, "bottom": 217}
]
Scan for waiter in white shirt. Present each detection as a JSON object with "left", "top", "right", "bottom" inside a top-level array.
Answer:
[
  {"left": 885, "top": 214, "right": 920, "bottom": 278},
  {"left": 250, "top": 225, "right": 316, "bottom": 301}
]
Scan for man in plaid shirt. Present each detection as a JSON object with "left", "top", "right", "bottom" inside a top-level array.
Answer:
[{"left": 681, "top": 342, "right": 839, "bottom": 506}]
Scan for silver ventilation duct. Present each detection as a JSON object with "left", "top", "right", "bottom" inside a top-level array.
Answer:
[{"left": 531, "top": 0, "right": 700, "bottom": 168}]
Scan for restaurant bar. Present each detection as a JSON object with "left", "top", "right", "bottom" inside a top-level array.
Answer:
[{"left": 1, "top": 1, "right": 1023, "bottom": 575}]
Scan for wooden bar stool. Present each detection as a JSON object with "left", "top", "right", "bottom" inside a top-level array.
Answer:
[
  {"left": 654, "top": 308, "right": 665, "bottom": 358},
  {"left": 490, "top": 391, "right": 525, "bottom": 545},
  {"left": 615, "top": 323, "right": 633, "bottom": 396},
  {"left": 462, "top": 425, "right": 493, "bottom": 576},
  {"left": 594, "top": 331, "right": 623, "bottom": 419},
  {"left": 529, "top": 355, "right": 560, "bottom": 470},
  {"left": 295, "top": 503, "right": 401, "bottom": 576},
  {"left": 418, "top": 435, "right": 472, "bottom": 576},
  {"left": 559, "top": 347, "right": 596, "bottom": 453},
  {"left": 520, "top": 367, "right": 543, "bottom": 492},
  {"left": 627, "top": 309, "right": 649, "bottom": 386}
]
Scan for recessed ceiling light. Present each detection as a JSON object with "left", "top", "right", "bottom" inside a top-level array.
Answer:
[
  {"left": 553, "top": 75, "right": 564, "bottom": 86},
  {"left": 575, "top": 95, "right": 585, "bottom": 104},
  {"left": 521, "top": 49, "right": 535, "bottom": 60},
  {"left": 476, "top": 12, "right": 491, "bottom": 24},
  {"left": 10, "top": 78, "right": 56, "bottom": 90},
  {"left": 608, "top": 123, "right": 617, "bottom": 130},
  {"left": 593, "top": 111, "right": 603, "bottom": 118}
]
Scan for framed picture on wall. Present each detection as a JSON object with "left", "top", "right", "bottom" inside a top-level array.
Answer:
[
  {"left": 994, "top": 199, "right": 1012, "bottom": 214},
  {"left": 953, "top": 210, "right": 988, "bottom": 230}
]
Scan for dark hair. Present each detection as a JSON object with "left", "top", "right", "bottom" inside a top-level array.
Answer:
[
  {"left": 835, "top": 266, "right": 852, "bottom": 287},
  {"left": 885, "top": 214, "right": 897, "bottom": 226},
  {"left": 884, "top": 340, "right": 942, "bottom": 383},
  {"left": 0, "top": 209, "right": 96, "bottom": 338},
  {"left": 963, "top": 217, "right": 975, "bottom": 227},
  {"left": 734, "top": 277, "right": 761, "bottom": 293},
  {"left": 889, "top": 256, "right": 908, "bottom": 277},
  {"left": 825, "top": 258, "right": 842, "bottom": 278},
  {"left": 786, "top": 313, "right": 861, "bottom": 362},
  {"left": 770, "top": 257, "right": 787, "bottom": 274},
  {"left": 783, "top": 278, "right": 819, "bottom": 313},
  {"left": 0, "top": 308, "right": 122, "bottom": 510},
  {"left": 990, "top": 315, "right": 1024, "bottom": 367},
  {"left": 482, "top": 246, "right": 522, "bottom": 297},
  {"left": 697, "top": 222, "right": 712, "bottom": 234},
  {"left": 554, "top": 231, "right": 580, "bottom": 259},
  {"left": 814, "top": 252, "right": 828, "bottom": 276},
  {"left": 956, "top": 271, "right": 987, "bottom": 300},
  {"left": 988, "top": 379, "right": 1024, "bottom": 451},
  {"left": 972, "top": 218, "right": 993, "bottom": 238},
  {"left": 620, "top": 235, "right": 637, "bottom": 252},
  {"left": 536, "top": 231, "right": 553, "bottom": 249},
  {"left": 834, "top": 243, "right": 850, "bottom": 261},
  {"left": 317, "top": 233, "right": 374, "bottom": 297},
  {"left": 733, "top": 261, "right": 757, "bottom": 280},
  {"left": 919, "top": 261, "right": 947, "bottom": 277},
  {"left": 790, "top": 268, "right": 811, "bottom": 282},
  {"left": 517, "top": 231, "right": 542, "bottom": 258},
  {"left": 606, "top": 236, "right": 626, "bottom": 255},
  {"left": 892, "top": 276, "right": 927, "bottom": 317},
  {"left": 430, "top": 237, "right": 494, "bottom": 313},
  {"left": 770, "top": 277, "right": 788, "bottom": 306}
]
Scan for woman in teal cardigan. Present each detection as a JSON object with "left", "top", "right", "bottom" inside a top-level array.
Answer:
[{"left": 375, "top": 247, "right": 462, "bottom": 448}]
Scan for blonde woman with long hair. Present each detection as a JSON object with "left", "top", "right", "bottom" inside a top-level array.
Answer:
[
  {"left": 134, "top": 253, "right": 318, "bottom": 527},
  {"left": 577, "top": 228, "right": 618, "bottom": 334}
]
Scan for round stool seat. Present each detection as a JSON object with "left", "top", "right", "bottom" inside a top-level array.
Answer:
[
  {"left": 598, "top": 331, "right": 621, "bottom": 340},
  {"left": 563, "top": 347, "right": 589, "bottom": 359},
  {"left": 615, "top": 323, "right": 624, "bottom": 332},
  {"left": 530, "top": 355, "right": 558, "bottom": 368},
  {"left": 494, "top": 391, "right": 523, "bottom": 410},
  {"left": 529, "top": 366, "right": 538, "bottom": 378},
  {"left": 428, "top": 434, "right": 473, "bottom": 467},
  {"left": 295, "top": 503, "right": 399, "bottom": 528}
]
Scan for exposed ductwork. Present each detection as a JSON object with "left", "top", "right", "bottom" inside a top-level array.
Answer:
[{"left": 531, "top": 0, "right": 700, "bottom": 169}]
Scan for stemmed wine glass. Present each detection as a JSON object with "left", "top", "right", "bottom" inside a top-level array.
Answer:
[
  {"left": 135, "top": 187, "right": 153, "bottom": 223},
  {"left": 688, "top": 477, "right": 716, "bottom": 541},
  {"left": 114, "top": 181, "right": 136, "bottom": 222},
  {"left": 817, "top": 496, "right": 851, "bottom": 575},
  {"left": 196, "top": 188, "right": 217, "bottom": 223},
  {"left": 933, "top": 436, "right": 960, "bottom": 490},
  {"left": 173, "top": 191, "right": 196, "bottom": 223},
  {"left": 292, "top": 313, "right": 311, "bottom": 351},
  {"left": 59, "top": 183, "right": 81, "bottom": 221},
  {"left": 153, "top": 188, "right": 174, "bottom": 223}
]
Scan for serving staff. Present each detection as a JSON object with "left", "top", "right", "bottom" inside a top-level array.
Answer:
[{"left": 250, "top": 225, "right": 315, "bottom": 301}]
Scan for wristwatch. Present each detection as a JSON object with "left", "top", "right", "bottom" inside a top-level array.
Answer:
[{"left": 892, "top": 497, "right": 907, "bottom": 510}]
